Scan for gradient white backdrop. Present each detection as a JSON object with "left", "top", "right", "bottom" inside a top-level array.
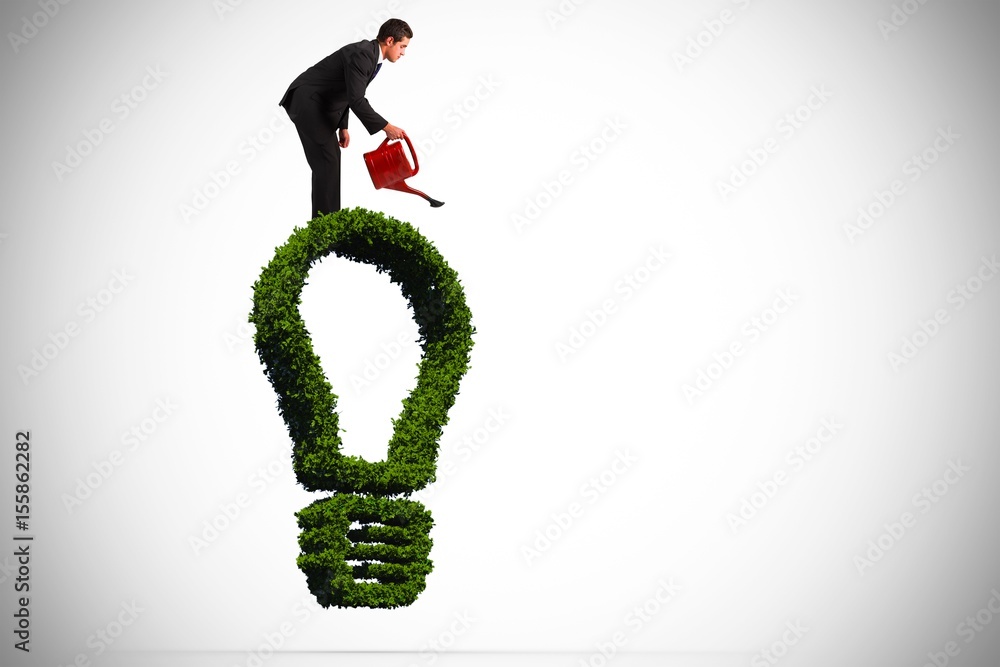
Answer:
[{"left": 2, "top": 1, "right": 999, "bottom": 666}]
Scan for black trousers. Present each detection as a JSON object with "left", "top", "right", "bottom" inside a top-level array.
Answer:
[
  {"left": 283, "top": 88, "right": 343, "bottom": 217},
  {"left": 294, "top": 122, "right": 341, "bottom": 217}
]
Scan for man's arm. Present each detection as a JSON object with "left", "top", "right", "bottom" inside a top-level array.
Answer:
[
  {"left": 382, "top": 123, "right": 405, "bottom": 140},
  {"left": 343, "top": 46, "right": 388, "bottom": 135}
]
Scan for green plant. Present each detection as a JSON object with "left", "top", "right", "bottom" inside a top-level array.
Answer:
[
  {"left": 249, "top": 207, "right": 475, "bottom": 607},
  {"left": 297, "top": 494, "right": 433, "bottom": 608}
]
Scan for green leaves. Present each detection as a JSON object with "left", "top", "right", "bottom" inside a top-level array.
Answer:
[
  {"left": 296, "top": 494, "right": 434, "bottom": 608},
  {"left": 250, "top": 207, "right": 475, "bottom": 495},
  {"left": 249, "top": 207, "right": 475, "bottom": 608}
]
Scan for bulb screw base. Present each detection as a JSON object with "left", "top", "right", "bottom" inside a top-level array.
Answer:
[{"left": 296, "top": 493, "right": 433, "bottom": 608}]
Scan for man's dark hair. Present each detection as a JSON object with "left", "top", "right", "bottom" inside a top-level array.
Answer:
[{"left": 377, "top": 18, "right": 412, "bottom": 43}]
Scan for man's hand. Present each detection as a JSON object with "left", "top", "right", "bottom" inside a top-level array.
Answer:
[
  {"left": 383, "top": 123, "right": 406, "bottom": 141},
  {"left": 338, "top": 128, "right": 350, "bottom": 148}
]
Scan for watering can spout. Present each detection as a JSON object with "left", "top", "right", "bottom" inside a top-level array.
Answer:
[
  {"left": 386, "top": 181, "right": 445, "bottom": 207},
  {"left": 364, "top": 134, "right": 444, "bottom": 207}
]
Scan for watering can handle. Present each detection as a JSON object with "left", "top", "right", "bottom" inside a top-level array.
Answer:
[{"left": 384, "top": 132, "right": 419, "bottom": 177}]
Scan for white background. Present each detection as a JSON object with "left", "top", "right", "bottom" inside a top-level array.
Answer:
[{"left": 2, "top": 1, "right": 999, "bottom": 665}]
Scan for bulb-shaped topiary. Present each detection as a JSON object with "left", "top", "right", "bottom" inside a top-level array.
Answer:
[{"left": 250, "top": 207, "right": 475, "bottom": 608}]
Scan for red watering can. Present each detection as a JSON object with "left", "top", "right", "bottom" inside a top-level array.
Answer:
[{"left": 363, "top": 133, "right": 444, "bottom": 207}]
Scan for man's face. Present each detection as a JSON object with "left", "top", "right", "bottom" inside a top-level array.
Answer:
[{"left": 384, "top": 36, "right": 409, "bottom": 62}]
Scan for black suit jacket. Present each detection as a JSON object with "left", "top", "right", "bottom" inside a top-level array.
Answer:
[{"left": 279, "top": 39, "right": 388, "bottom": 144}]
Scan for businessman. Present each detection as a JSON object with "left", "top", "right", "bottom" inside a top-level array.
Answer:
[{"left": 279, "top": 18, "right": 411, "bottom": 217}]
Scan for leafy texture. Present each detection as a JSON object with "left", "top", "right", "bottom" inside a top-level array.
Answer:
[
  {"left": 249, "top": 207, "right": 475, "bottom": 607},
  {"left": 250, "top": 207, "right": 475, "bottom": 495},
  {"left": 297, "top": 494, "right": 434, "bottom": 608}
]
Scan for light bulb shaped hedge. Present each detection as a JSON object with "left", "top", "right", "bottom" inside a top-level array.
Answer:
[{"left": 249, "top": 207, "right": 475, "bottom": 496}]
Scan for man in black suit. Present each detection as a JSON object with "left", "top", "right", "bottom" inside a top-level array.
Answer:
[{"left": 280, "top": 18, "right": 411, "bottom": 217}]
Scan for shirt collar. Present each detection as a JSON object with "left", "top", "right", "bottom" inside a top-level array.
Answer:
[{"left": 375, "top": 40, "right": 384, "bottom": 65}]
